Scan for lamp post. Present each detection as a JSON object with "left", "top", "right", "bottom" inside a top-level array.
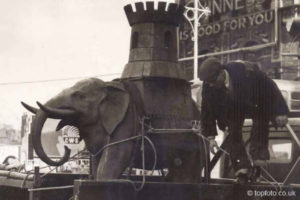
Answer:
[{"left": 183, "top": 0, "right": 210, "bottom": 81}]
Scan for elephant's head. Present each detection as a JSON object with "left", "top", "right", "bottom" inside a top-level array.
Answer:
[{"left": 22, "top": 78, "right": 130, "bottom": 166}]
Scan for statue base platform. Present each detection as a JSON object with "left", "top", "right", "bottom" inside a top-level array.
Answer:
[{"left": 72, "top": 179, "right": 300, "bottom": 200}]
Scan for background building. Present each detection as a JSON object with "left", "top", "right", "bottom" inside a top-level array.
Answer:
[{"left": 177, "top": 0, "right": 300, "bottom": 80}]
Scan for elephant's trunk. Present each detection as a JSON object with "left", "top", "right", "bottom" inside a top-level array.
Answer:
[{"left": 32, "top": 110, "right": 71, "bottom": 166}]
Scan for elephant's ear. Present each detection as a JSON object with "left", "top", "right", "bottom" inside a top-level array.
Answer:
[
  {"left": 99, "top": 81, "right": 130, "bottom": 135},
  {"left": 104, "top": 81, "right": 127, "bottom": 91}
]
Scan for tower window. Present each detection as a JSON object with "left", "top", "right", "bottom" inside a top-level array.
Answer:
[
  {"left": 131, "top": 32, "right": 139, "bottom": 49},
  {"left": 164, "top": 31, "right": 172, "bottom": 48}
]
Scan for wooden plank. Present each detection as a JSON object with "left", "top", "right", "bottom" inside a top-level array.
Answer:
[
  {"left": 0, "top": 170, "right": 34, "bottom": 180},
  {"left": 0, "top": 176, "right": 33, "bottom": 189},
  {"left": 73, "top": 180, "right": 300, "bottom": 200}
]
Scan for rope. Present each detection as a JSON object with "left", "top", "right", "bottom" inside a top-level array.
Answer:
[
  {"left": 147, "top": 122, "right": 287, "bottom": 189},
  {"left": 260, "top": 166, "right": 282, "bottom": 190},
  {"left": 68, "top": 195, "right": 75, "bottom": 200},
  {"left": 31, "top": 118, "right": 295, "bottom": 192},
  {"left": 89, "top": 117, "right": 158, "bottom": 192},
  {"left": 97, "top": 135, "right": 111, "bottom": 178},
  {"left": 144, "top": 122, "right": 231, "bottom": 155},
  {"left": 201, "top": 134, "right": 209, "bottom": 182},
  {"left": 193, "top": 130, "right": 230, "bottom": 156},
  {"left": 24, "top": 148, "right": 86, "bottom": 176},
  {"left": 144, "top": 121, "right": 219, "bottom": 182},
  {"left": 198, "top": 135, "right": 203, "bottom": 182},
  {"left": 21, "top": 173, "right": 32, "bottom": 189},
  {"left": 147, "top": 120, "right": 296, "bottom": 189},
  {"left": 39, "top": 168, "right": 57, "bottom": 178},
  {"left": 191, "top": 125, "right": 284, "bottom": 188},
  {"left": 119, "top": 118, "right": 148, "bottom": 192},
  {"left": 25, "top": 165, "right": 52, "bottom": 173},
  {"left": 282, "top": 124, "right": 300, "bottom": 186},
  {"left": 144, "top": 136, "right": 157, "bottom": 174},
  {"left": 257, "top": 124, "right": 300, "bottom": 188},
  {"left": 126, "top": 102, "right": 141, "bottom": 180},
  {"left": 121, "top": 119, "right": 157, "bottom": 191},
  {"left": 100, "top": 118, "right": 147, "bottom": 192},
  {"left": 191, "top": 124, "right": 289, "bottom": 189},
  {"left": 28, "top": 185, "right": 74, "bottom": 192},
  {"left": 91, "top": 135, "right": 142, "bottom": 158},
  {"left": 282, "top": 156, "right": 300, "bottom": 186},
  {"left": 90, "top": 121, "right": 157, "bottom": 171},
  {"left": 40, "top": 149, "right": 87, "bottom": 178},
  {"left": 189, "top": 121, "right": 210, "bottom": 182},
  {"left": 144, "top": 121, "right": 229, "bottom": 183},
  {"left": 138, "top": 117, "right": 146, "bottom": 191},
  {"left": 260, "top": 176, "right": 280, "bottom": 192}
]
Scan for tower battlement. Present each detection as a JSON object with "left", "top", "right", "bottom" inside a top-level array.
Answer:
[{"left": 124, "top": 2, "right": 184, "bottom": 26}]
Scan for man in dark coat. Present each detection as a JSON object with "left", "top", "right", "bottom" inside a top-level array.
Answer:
[{"left": 199, "top": 57, "right": 289, "bottom": 182}]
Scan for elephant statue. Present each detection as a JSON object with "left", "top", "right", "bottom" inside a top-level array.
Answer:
[{"left": 22, "top": 78, "right": 204, "bottom": 183}]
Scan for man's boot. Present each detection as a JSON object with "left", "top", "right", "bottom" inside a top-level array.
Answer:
[{"left": 235, "top": 168, "right": 250, "bottom": 184}]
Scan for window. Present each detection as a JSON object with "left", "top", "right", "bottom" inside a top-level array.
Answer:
[
  {"left": 291, "top": 92, "right": 300, "bottom": 100},
  {"left": 131, "top": 32, "right": 138, "bottom": 49},
  {"left": 268, "top": 139, "right": 292, "bottom": 163},
  {"left": 164, "top": 31, "right": 172, "bottom": 48}
]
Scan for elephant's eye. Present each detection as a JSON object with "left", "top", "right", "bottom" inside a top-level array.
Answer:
[{"left": 72, "top": 91, "right": 86, "bottom": 100}]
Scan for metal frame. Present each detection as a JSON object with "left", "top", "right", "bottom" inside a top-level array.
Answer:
[{"left": 209, "top": 123, "right": 300, "bottom": 187}]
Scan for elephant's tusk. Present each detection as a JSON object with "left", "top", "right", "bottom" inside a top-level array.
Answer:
[
  {"left": 21, "top": 101, "right": 38, "bottom": 114},
  {"left": 36, "top": 101, "right": 79, "bottom": 119}
]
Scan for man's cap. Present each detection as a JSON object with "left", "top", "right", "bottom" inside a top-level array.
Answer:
[{"left": 199, "top": 57, "right": 222, "bottom": 82}]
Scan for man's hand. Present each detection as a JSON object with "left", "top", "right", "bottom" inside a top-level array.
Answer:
[
  {"left": 207, "top": 137, "right": 219, "bottom": 154},
  {"left": 275, "top": 115, "right": 288, "bottom": 127}
]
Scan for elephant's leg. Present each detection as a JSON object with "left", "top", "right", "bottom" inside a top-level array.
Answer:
[
  {"left": 96, "top": 141, "right": 135, "bottom": 180},
  {"left": 166, "top": 150, "right": 201, "bottom": 183}
]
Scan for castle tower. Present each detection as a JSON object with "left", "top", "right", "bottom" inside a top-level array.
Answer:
[
  {"left": 121, "top": 2, "right": 195, "bottom": 124},
  {"left": 122, "top": 2, "right": 186, "bottom": 80}
]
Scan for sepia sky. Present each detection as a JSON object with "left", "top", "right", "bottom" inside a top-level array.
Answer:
[{"left": 0, "top": 0, "right": 175, "bottom": 129}]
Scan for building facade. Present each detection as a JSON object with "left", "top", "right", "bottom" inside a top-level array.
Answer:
[{"left": 178, "top": 0, "right": 300, "bottom": 80}]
